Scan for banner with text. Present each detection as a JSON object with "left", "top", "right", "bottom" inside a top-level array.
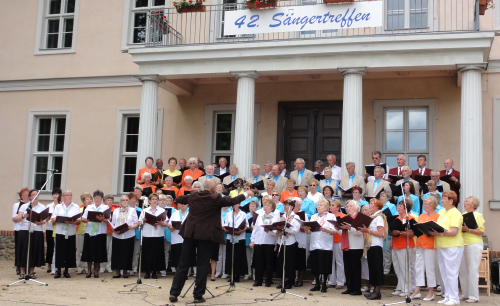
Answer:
[{"left": 224, "top": 1, "right": 383, "bottom": 35}]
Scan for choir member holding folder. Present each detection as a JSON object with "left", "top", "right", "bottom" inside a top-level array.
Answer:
[
  {"left": 223, "top": 203, "right": 249, "bottom": 282},
  {"left": 12, "top": 187, "right": 30, "bottom": 276},
  {"left": 51, "top": 190, "right": 81, "bottom": 278},
  {"left": 292, "top": 198, "right": 308, "bottom": 287},
  {"left": 304, "top": 199, "right": 337, "bottom": 293},
  {"left": 459, "top": 196, "right": 485, "bottom": 303},
  {"left": 110, "top": 195, "right": 140, "bottom": 278},
  {"left": 168, "top": 200, "right": 191, "bottom": 272},
  {"left": 249, "top": 199, "right": 279, "bottom": 287},
  {"left": 327, "top": 199, "right": 345, "bottom": 289},
  {"left": 14, "top": 189, "right": 48, "bottom": 279},
  {"left": 81, "top": 190, "right": 109, "bottom": 278},
  {"left": 140, "top": 193, "right": 168, "bottom": 279}
]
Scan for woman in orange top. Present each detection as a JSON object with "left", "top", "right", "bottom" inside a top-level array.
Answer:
[
  {"left": 160, "top": 176, "right": 179, "bottom": 209},
  {"left": 181, "top": 157, "right": 203, "bottom": 186},
  {"left": 179, "top": 176, "right": 194, "bottom": 195},
  {"left": 327, "top": 199, "right": 345, "bottom": 289},
  {"left": 280, "top": 178, "right": 298, "bottom": 204},
  {"left": 412, "top": 196, "right": 440, "bottom": 301},
  {"left": 390, "top": 198, "right": 416, "bottom": 297},
  {"left": 140, "top": 172, "right": 156, "bottom": 197},
  {"left": 137, "top": 156, "right": 158, "bottom": 184}
]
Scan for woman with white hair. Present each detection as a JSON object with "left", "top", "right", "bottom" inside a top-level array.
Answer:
[
  {"left": 140, "top": 172, "right": 156, "bottom": 197},
  {"left": 339, "top": 200, "right": 364, "bottom": 295},
  {"left": 179, "top": 176, "right": 194, "bottom": 196},
  {"left": 459, "top": 196, "right": 485, "bottom": 303},
  {"left": 181, "top": 157, "right": 203, "bottom": 186},
  {"left": 192, "top": 181, "right": 203, "bottom": 193}
]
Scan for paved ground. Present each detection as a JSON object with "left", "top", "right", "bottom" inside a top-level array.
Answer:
[{"left": 0, "top": 260, "right": 499, "bottom": 306}]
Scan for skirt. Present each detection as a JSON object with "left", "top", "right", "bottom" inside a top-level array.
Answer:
[
  {"left": 310, "top": 249, "right": 333, "bottom": 275},
  {"left": 295, "top": 247, "right": 307, "bottom": 270},
  {"left": 225, "top": 239, "right": 248, "bottom": 276},
  {"left": 141, "top": 237, "right": 166, "bottom": 272},
  {"left": 252, "top": 244, "right": 275, "bottom": 280},
  {"left": 81, "top": 233, "right": 107, "bottom": 263},
  {"left": 276, "top": 242, "right": 297, "bottom": 280},
  {"left": 45, "top": 230, "right": 54, "bottom": 265},
  {"left": 111, "top": 236, "right": 135, "bottom": 270},
  {"left": 210, "top": 242, "right": 220, "bottom": 261},
  {"left": 55, "top": 234, "right": 77, "bottom": 269},
  {"left": 367, "top": 246, "right": 384, "bottom": 287},
  {"left": 15, "top": 230, "right": 45, "bottom": 269}
]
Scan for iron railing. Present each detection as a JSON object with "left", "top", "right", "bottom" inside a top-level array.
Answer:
[{"left": 146, "top": 0, "right": 481, "bottom": 47}]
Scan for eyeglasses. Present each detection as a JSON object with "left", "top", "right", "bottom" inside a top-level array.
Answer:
[
  {"left": 309, "top": 184, "right": 317, "bottom": 187},
  {"left": 272, "top": 194, "right": 279, "bottom": 196}
]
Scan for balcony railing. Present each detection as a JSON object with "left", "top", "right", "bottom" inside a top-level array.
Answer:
[{"left": 146, "top": 0, "right": 481, "bottom": 47}]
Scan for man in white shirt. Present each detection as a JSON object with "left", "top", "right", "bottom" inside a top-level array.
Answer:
[
  {"left": 278, "top": 160, "right": 291, "bottom": 178},
  {"left": 313, "top": 160, "right": 324, "bottom": 176},
  {"left": 327, "top": 154, "right": 342, "bottom": 181},
  {"left": 365, "top": 150, "right": 388, "bottom": 182},
  {"left": 214, "top": 157, "right": 228, "bottom": 176}
]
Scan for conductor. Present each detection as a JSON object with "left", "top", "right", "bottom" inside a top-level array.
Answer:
[{"left": 168, "top": 179, "right": 247, "bottom": 304}]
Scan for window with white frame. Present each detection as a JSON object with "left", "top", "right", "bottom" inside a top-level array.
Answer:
[
  {"left": 386, "top": 0, "right": 429, "bottom": 30},
  {"left": 220, "top": 0, "right": 238, "bottom": 38},
  {"left": 23, "top": 111, "right": 71, "bottom": 196},
  {"left": 129, "top": 0, "right": 166, "bottom": 44},
  {"left": 212, "top": 112, "right": 235, "bottom": 165},
  {"left": 121, "top": 116, "right": 140, "bottom": 193},
  {"left": 35, "top": 0, "right": 79, "bottom": 54}
]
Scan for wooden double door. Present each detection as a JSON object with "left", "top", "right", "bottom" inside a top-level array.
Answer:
[{"left": 277, "top": 101, "right": 343, "bottom": 171}]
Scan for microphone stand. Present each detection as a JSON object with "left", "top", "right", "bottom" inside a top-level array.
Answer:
[
  {"left": 383, "top": 185, "right": 419, "bottom": 306},
  {"left": 216, "top": 194, "right": 252, "bottom": 293},
  {"left": 8, "top": 170, "right": 58, "bottom": 287},
  {"left": 124, "top": 223, "right": 161, "bottom": 291},
  {"left": 270, "top": 204, "right": 306, "bottom": 301}
]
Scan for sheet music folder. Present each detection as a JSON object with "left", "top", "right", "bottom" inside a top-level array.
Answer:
[
  {"left": 55, "top": 213, "right": 81, "bottom": 224},
  {"left": 26, "top": 207, "right": 50, "bottom": 223}
]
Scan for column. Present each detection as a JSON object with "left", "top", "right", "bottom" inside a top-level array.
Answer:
[
  {"left": 231, "top": 71, "right": 260, "bottom": 178},
  {"left": 339, "top": 68, "right": 366, "bottom": 177},
  {"left": 135, "top": 75, "right": 165, "bottom": 175},
  {"left": 458, "top": 64, "right": 486, "bottom": 213}
]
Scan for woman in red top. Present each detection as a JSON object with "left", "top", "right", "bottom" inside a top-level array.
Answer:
[
  {"left": 181, "top": 157, "right": 203, "bottom": 186},
  {"left": 140, "top": 172, "right": 157, "bottom": 197},
  {"left": 412, "top": 196, "right": 440, "bottom": 301},
  {"left": 390, "top": 198, "right": 416, "bottom": 297},
  {"left": 280, "top": 178, "right": 298, "bottom": 204},
  {"left": 327, "top": 199, "right": 345, "bottom": 289},
  {"left": 179, "top": 176, "right": 194, "bottom": 195}
]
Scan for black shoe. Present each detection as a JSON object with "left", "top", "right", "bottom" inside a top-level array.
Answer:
[
  {"left": 94, "top": 273, "right": 99, "bottom": 278},
  {"left": 86, "top": 274, "right": 91, "bottom": 278},
  {"left": 112, "top": 274, "right": 121, "bottom": 278},
  {"left": 350, "top": 290, "right": 362, "bottom": 296},
  {"left": 342, "top": 289, "right": 353, "bottom": 295},
  {"left": 310, "top": 285, "right": 321, "bottom": 292},
  {"left": 321, "top": 284, "right": 327, "bottom": 293},
  {"left": 54, "top": 273, "right": 61, "bottom": 279},
  {"left": 295, "top": 281, "right": 304, "bottom": 287},
  {"left": 276, "top": 283, "right": 282, "bottom": 289},
  {"left": 253, "top": 282, "right": 262, "bottom": 287},
  {"left": 284, "top": 280, "right": 293, "bottom": 290},
  {"left": 152, "top": 272, "right": 158, "bottom": 279},
  {"left": 233, "top": 277, "right": 240, "bottom": 282},
  {"left": 123, "top": 274, "right": 129, "bottom": 279},
  {"left": 265, "top": 282, "right": 272, "bottom": 287},
  {"left": 63, "top": 272, "right": 71, "bottom": 278},
  {"left": 169, "top": 295, "right": 178, "bottom": 302},
  {"left": 365, "top": 292, "right": 381, "bottom": 300},
  {"left": 144, "top": 272, "right": 150, "bottom": 279},
  {"left": 193, "top": 297, "right": 206, "bottom": 304}
]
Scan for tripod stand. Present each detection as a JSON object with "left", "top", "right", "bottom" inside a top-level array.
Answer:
[
  {"left": 270, "top": 204, "right": 306, "bottom": 301},
  {"left": 216, "top": 204, "right": 252, "bottom": 293},
  {"left": 124, "top": 223, "right": 161, "bottom": 291},
  {"left": 181, "top": 278, "right": 215, "bottom": 298},
  {"left": 7, "top": 171, "right": 57, "bottom": 287},
  {"left": 383, "top": 187, "right": 419, "bottom": 306}
]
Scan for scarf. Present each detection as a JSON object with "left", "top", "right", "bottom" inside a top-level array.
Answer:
[
  {"left": 117, "top": 207, "right": 129, "bottom": 226},
  {"left": 61, "top": 203, "right": 72, "bottom": 239},
  {"left": 341, "top": 212, "right": 356, "bottom": 251},
  {"left": 89, "top": 205, "right": 102, "bottom": 237}
]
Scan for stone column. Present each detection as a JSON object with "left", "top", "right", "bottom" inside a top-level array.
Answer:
[
  {"left": 458, "top": 64, "right": 486, "bottom": 213},
  {"left": 231, "top": 71, "right": 260, "bottom": 178},
  {"left": 135, "top": 75, "right": 165, "bottom": 175},
  {"left": 339, "top": 68, "right": 366, "bottom": 177}
]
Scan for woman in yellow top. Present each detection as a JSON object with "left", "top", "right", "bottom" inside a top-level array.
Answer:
[
  {"left": 163, "top": 157, "right": 182, "bottom": 188},
  {"left": 429, "top": 191, "right": 463, "bottom": 306},
  {"left": 458, "top": 196, "right": 485, "bottom": 303}
]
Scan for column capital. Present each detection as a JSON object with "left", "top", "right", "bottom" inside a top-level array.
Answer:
[
  {"left": 457, "top": 63, "right": 487, "bottom": 73},
  {"left": 230, "top": 71, "right": 260, "bottom": 80},
  {"left": 339, "top": 67, "right": 367, "bottom": 76},
  {"left": 134, "top": 74, "right": 166, "bottom": 83}
]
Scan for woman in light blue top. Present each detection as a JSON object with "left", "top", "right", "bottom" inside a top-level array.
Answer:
[{"left": 397, "top": 181, "right": 421, "bottom": 216}]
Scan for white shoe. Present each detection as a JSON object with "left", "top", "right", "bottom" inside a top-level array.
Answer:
[
  {"left": 221, "top": 274, "right": 229, "bottom": 279},
  {"left": 50, "top": 271, "right": 56, "bottom": 275},
  {"left": 361, "top": 286, "right": 369, "bottom": 292},
  {"left": 466, "top": 299, "right": 478, "bottom": 303},
  {"left": 444, "top": 301, "right": 458, "bottom": 306},
  {"left": 391, "top": 290, "right": 402, "bottom": 296},
  {"left": 312, "top": 280, "right": 316, "bottom": 285},
  {"left": 214, "top": 273, "right": 221, "bottom": 278},
  {"left": 243, "top": 274, "right": 252, "bottom": 280},
  {"left": 437, "top": 291, "right": 443, "bottom": 296},
  {"left": 100, "top": 269, "right": 105, "bottom": 273},
  {"left": 438, "top": 299, "right": 449, "bottom": 304},
  {"left": 423, "top": 294, "right": 435, "bottom": 301},
  {"left": 437, "top": 285, "right": 442, "bottom": 291},
  {"left": 400, "top": 293, "right": 407, "bottom": 297},
  {"left": 411, "top": 293, "right": 421, "bottom": 299},
  {"left": 160, "top": 271, "right": 167, "bottom": 277}
]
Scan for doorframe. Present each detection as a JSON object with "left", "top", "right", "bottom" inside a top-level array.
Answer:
[{"left": 277, "top": 100, "right": 343, "bottom": 170}]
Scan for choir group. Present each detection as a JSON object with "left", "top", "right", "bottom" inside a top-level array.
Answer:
[{"left": 11, "top": 153, "right": 486, "bottom": 305}]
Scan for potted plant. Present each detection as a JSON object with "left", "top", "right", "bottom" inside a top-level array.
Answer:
[
  {"left": 479, "top": 0, "right": 494, "bottom": 15},
  {"left": 149, "top": 10, "right": 169, "bottom": 34},
  {"left": 173, "top": 0, "right": 206, "bottom": 13},
  {"left": 246, "top": 0, "right": 278, "bottom": 9},
  {"left": 323, "top": 0, "right": 354, "bottom": 3}
]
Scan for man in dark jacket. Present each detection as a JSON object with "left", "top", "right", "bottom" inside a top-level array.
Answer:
[{"left": 169, "top": 179, "right": 246, "bottom": 303}]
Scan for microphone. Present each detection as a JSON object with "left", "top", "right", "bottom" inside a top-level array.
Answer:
[{"left": 48, "top": 169, "right": 59, "bottom": 173}]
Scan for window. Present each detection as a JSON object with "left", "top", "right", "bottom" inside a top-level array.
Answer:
[
  {"left": 121, "top": 116, "right": 140, "bottom": 193},
  {"left": 212, "top": 112, "right": 235, "bottom": 164},
  {"left": 374, "top": 99, "right": 437, "bottom": 170},
  {"left": 221, "top": 0, "right": 238, "bottom": 38},
  {"left": 386, "top": 0, "right": 428, "bottom": 30},
  {"left": 129, "top": 0, "right": 166, "bottom": 44},
  {"left": 35, "top": 0, "right": 80, "bottom": 54},
  {"left": 23, "top": 111, "right": 71, "bottom": 198}
]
